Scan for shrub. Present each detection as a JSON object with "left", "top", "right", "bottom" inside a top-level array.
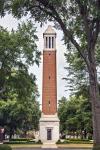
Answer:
[
  {"left": 92, "top": 145, "right": 100, "bottom": 150},
  {"left": 66, "top": 138, "right": 90, "bottom": 141},
  {"left": 4, "top": 141, "right": 36, "bottom": 144},
  {"left": 65, "top": 139, "right": 92, "bottom": 144},
  {"left": 4, "top": 138, "right": 35, "bottom": 144},
  {"left": 0, "top": 145, "right": 12, "bottom": 150},
  {"left": 36, "top": 140, "right": 42, "bottom": 144},
  {"left": 9, "top": 138, "right": 32, "bottom": 141},
  {"left": 4, "top": 141, "right": 27, "bottom": 144},
  {"left": 4, "top": 139, "right": 42, "bottom": 144},
  {"left": 56, "top": 139, "right": 93, "bottom": 144},
  {"left": 56, "top": 139, "right": 61, "bottom": 144}
]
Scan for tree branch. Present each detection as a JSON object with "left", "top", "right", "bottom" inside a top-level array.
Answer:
[
  {"left": 92, "top": 19, "right": 100, "bottom": 50},
  {"left": 75, "top": 0, "right": 90, "bottom": 43},
  {"left": 91, "top": 0, "right": 100, "bottom": 50},
  {"left": 36, "top": 0, "right": 90, "bottom": 66}
]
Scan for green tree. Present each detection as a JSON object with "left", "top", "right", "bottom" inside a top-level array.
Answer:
[
  {"left": 0, "top": 97, "right": 40, "bottom": 139},
  {"left": 0, "top": 21, "right": 40, "bottom": 101},
  {"left": 0, "top": 21, "right": 41, "bottom": 138},
  {"left": 58, "top": 97, "right": 67, "bottom": 134},
  {"left": 58, "top": 95, "right": 92, "bottom": 139},
  {"left": 0, "top": 0, "right": 100, "bottom": 146},
  {"left": 64, "top": 49, "right": 88, "bottom": 93}
]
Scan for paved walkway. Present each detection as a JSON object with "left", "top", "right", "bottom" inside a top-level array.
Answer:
[
  {"left": 13, "top": 148, "right": 92, "bottom": 150},
  {"left": 11, "top": 144, "right": 93, "bottom": 150}
]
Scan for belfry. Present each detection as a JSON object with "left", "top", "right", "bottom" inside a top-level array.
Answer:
[{"left": 39, "top": 25, "right": 59, "bottom": 147}]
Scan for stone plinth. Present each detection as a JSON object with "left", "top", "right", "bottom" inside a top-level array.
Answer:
[{"left": 39, "top": 113, "right": 59, "bottom": 145}]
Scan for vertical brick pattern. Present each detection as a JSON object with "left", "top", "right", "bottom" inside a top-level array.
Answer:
[{"left": 42, "top": 50, "right": 57, "bottom": 115}]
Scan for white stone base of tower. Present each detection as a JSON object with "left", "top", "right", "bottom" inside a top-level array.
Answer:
[{"left": 39, "top": 113, "right": 59, "bottom": 148}]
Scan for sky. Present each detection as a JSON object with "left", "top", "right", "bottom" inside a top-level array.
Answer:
[{"left": 0, "top": 14, "right": 70, "bottom": 105}]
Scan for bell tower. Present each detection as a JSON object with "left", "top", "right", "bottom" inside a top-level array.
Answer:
[
  {"left": 42, "top": 25, "right": 57, "bottom": 115},
  {"left": 39, "top": 25, "right": 59, "bottom": 147}
]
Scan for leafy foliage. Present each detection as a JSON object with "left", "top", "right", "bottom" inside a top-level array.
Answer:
[
  {"left": 0, "top": 0, "right": 100, "bottom": 144},
  {"left": 0, "top": 97, "right": 40, "bottom": 138},
  {"left": 58, "top": 95, "right": 92, "bottom": 138},
  {"left": 0, "top": 21, "right": 40, "bottom": 101},
  {"left": 0, "top": 145, "right": 12, "bottom": 150},
  {"left": 92, "top": 145, "right": 100, "bottom": 150},
  {"left": 0, "top": 21, "right": 41, "bottom": 138},
  {"left": 64, "top": 52, "right": 88, "bottom": 92}
]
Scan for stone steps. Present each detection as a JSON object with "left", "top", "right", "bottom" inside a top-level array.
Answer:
[{"left": 42, "top": 142, "right": 58, "bottom": 148}]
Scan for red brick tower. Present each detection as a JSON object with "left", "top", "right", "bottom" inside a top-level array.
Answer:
[
  {"left": 40, "top": 25, "right": 59, "bottom": 147},
  {"left": 42, "top": 27, "right": 57, "bottom": 115}
]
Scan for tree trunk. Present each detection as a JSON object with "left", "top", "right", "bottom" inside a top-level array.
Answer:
[
  {"left": 84, "top": 129, "right": 87, "bottom": 139},
  {"left": 23, "top": 130, "right": 27, "bottom": 138},
  {"left": 9, "top": 128, "right": 13, "bottom": 140},
  {"left": 88, "top": 61, "right": 100, "bottom": 146}
]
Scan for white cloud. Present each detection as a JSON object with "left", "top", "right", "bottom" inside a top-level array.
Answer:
[{"left": 0, "top": 15, "right": 70, "bottom": 105}]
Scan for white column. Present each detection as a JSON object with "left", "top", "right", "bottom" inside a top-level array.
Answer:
[
  {"left": 54, "top": 37, "right": 56, "bottom": 49},
  {"left": 47, "top": 37, "right": 49, "bottom": 49},
  {"left": 51, "top": 37, "right": 52, "bottom": 49},
  {"left": 44, "top": 36, "right": 46, "bottom": 49}
]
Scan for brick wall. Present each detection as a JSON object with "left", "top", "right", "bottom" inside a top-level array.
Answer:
[{"left": 42, "top": 50, "right": 57, "bottom": 115}]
